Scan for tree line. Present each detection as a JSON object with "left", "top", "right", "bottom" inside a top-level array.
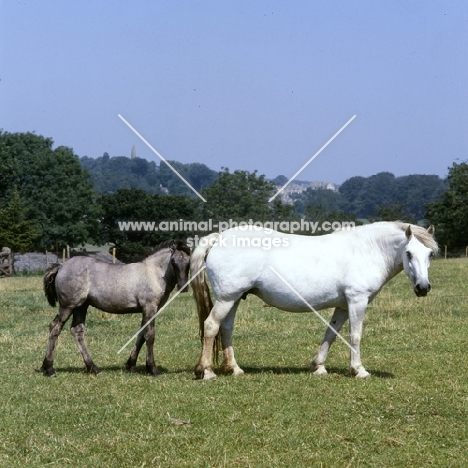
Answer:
[{"left": 0, "top": 131, "right": 466, "bottom": 260}]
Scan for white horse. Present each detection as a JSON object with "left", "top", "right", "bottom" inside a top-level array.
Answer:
[{"left": 191, "top": 221, "right": 438, "bottom": 379}]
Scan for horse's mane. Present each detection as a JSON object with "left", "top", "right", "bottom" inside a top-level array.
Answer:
[
  {"left": 393, "top": 222, "right": 439, "bottom": 254},
  {"left": 352, "top": 221, "right": 439, "bottom": 254}
]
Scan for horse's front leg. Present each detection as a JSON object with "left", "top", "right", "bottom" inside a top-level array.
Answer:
[
  {"left": 41, "top": 307, "right": 73, "bottom": 377},
  {"left": 125, "top": 316, "right": 146, "bottom": 373},
  {"left": 310, "top": 307, "right": 348, "bottom": 376},
  {"left": 347, "top": 299, "right": 371, "bottom": 378},
  {"left": 143, "top": 305, "right": 160, "bottom": 376}
]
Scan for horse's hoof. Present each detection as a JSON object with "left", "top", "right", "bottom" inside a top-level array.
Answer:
[
  {"left": 351, "top": 367, "right": 371, "bottom": 379},
  {"left": 194, "top": 364, "right": 205, "bottom": 380},
  {"left": 203, "top": 369, "right": 217, "bottom": 381},
  {"left": 232, "top": 367, "right": 244, "bottom": 376},
  {"left": 310, "top": 363, "right": 328, "bottom": 376},
  {"left": 146, "top": 365, "right": 161, "bottom": 376},
  {"left": 84, "top": 364, "right": 102, "bottom": 375},
  {"left": 311, "top": 365, "right": 328, "bottom": 376},
  {"left": 42, "top": 368, "right": 57, "bottom": 378}
]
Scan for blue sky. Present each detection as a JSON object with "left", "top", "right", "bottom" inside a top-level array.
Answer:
[{"left": 1, "top": 1, "right": 467, "bottom": 184}]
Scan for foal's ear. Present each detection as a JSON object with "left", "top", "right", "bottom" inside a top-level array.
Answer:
[
  {"left": 427, "top": 225, "right": 435, "bottom": 236},
  {"left": 405, "top": 225, "right": 413, "bottom": 240}
]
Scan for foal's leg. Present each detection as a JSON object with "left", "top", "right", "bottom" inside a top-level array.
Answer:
[
  {"left": 219, "top": 300, "right": 244, "bottom": 377},
  {"left": 194, "top": 299, "right": 237, "bottom": 380},
  {"left": 70, "top": 305, "right": 101, "bottom": 375},
  {"left": 133, "top": 304, "right": 160, "bottom": 376},
  {"left": 347, "top": 299, "right": 370, "bottom": 378},
  {"left": 310, "top": 307, "right": 349, "bottom": 376},
  {"left": 41, "top": 307, "right": 73, "bottom": 377},
  {"left": 125, "top": 315, "right": 147, "bottom": 373},
  {"left": 144, "top": 313, "right": 160, "bottom": 376}
]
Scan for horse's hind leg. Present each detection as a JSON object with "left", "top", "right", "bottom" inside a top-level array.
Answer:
[
  {"left": 70, "top": 305, "right": 101, "bottom": 375},
  {"left": 310, "top": 307, "right": 349, "bottom": 376},
  {"left": 195, "top": 299, "right": 238, "bottom": 380},
  {"left": 219, "top": 300, "right": 244, "bottom": 377},
  {"left": 41, "top": 307, "right": 73, "bottom": 377}
]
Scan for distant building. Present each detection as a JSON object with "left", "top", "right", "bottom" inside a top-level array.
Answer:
[
  {"left": 131, "top": 144, "right": 137, "bottom": 159},
  {"left": 276, "top": 181, "right": 339, "bottom": 204}
]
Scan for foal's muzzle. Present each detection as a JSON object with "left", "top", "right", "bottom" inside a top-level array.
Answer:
[
  {"left": 414, "top": 282, "right": 431, "bottom": 297},
  {"left": 178, "top": 283, "right": 189, "bottom": 293}
]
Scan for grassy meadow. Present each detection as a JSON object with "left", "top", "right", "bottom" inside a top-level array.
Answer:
[{"left": 0, "top": 258, "right": 468, "bottom": 467}]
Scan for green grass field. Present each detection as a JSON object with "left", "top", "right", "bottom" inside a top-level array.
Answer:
[{"left": 1, "top": 258, "right": 468, "bottom": 467}]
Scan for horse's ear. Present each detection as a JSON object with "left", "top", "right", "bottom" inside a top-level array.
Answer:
[
  {"left": 427, "top": 225, "right": 435, "bottom": 236},
  {"left": 405, "top": 225, "right": 412, "bottom": 240}
]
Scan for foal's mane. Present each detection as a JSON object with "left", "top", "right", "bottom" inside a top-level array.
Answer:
[{"left": 148, "top": 239, "right": 191, "bottom": 258}]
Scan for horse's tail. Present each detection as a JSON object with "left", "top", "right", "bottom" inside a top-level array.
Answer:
[
  {"left": 43, "top": 263, "right": 61, "bottom": 307},
  {"left": 191, "top": 233, "right": 220, "bottom": 362}
]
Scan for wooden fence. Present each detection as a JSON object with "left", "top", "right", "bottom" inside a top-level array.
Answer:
[{"left": 0, "top": 248, "right": 13, "bottom": 277}]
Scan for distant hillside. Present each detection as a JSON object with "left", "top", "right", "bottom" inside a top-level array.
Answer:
[
  {"left": 288, "top": 172, "right": 447, "bottom": 221},
  {"left": 80, "top": 153, "right": 218, "bottom": 196},
  {"left": 339, "top": 172, "right": 447, "bottom": 220},
  {"left": 80, "top": 156, "right": 447, "bottom": 221}
]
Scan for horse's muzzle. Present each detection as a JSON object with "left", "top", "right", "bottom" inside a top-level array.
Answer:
[{"left": 414, "top": 282, "right": 431, "bottom": 297}]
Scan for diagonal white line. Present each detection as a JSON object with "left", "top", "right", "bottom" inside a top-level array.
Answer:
[
  {"left": 118, "top": 114, "right": 207, "bottom": 202},
  {"left": 269, "top": 114, "right": 356, "bottom": 202},
  {"left": 268, "top": 266, "right": 355, "bottom": 353},
  {"left": 117, "top": 265, "right": 206, "bottom": 354}
]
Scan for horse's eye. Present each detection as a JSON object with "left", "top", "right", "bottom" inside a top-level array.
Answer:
[
  {"left": 406, "top": 251, "right": 412, "bottom": 259},
  {"left": 429, "top": 251, "right": 435, "bottom": 258}
]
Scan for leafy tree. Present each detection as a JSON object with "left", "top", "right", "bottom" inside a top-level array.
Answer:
[
  {"left": 0, "top": 131, "right": 98, "bottom": 250},
  {"left": 185, "top": 162, "right": 218, "bottom": 191},
  {"left": 338, "top": 172, "right": 447, "bottom": 220},
  {"left": 373, "top": 204, "right": 416, "bottom": 224},
  {"left": 393, "top": 175, "right": 447, "bottom": 220},
  {"left": 338, "top": 176, "right": 367, "bottom": 213},
  {"left": 201, "top": 168, "right": 295, "bottom": 222},
  {"left": 81, "top": 155, "right": 218, "bottom": 196},
  {"left": 301, "top": 204, "right": 360, "bottom": 235},
  {"left": 426, "top": 162, "right": 468, "bottom": 251},
  {"left": 81, "top": 155, "right": 162, "bottom": 194},
  {"left": 352, "top": 172, "right": 396, "bottom": 218},
  {"left": 99, "top": 189, "right": 201, "bottom": 261},
  {"left": 0, "top": 186, "right": 40, "bottom": 254},
  {"left": 293, "top": 188, "right": 345, "bottom": 216}
]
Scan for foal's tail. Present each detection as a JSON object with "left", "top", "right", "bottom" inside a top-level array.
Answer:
[
  {"left": 43, "top": 263, "right": 61, "bottom": 307},
  {"left": 191, "top": 233, "right": 220, "bottom": 361}
]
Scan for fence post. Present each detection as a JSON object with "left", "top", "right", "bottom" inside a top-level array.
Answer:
[
  {"left": 112, "top": 247, "right": 116, "bottom": 264},
  {"left": 444, "top": 245, "right": 447, "bottom": 260}
]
